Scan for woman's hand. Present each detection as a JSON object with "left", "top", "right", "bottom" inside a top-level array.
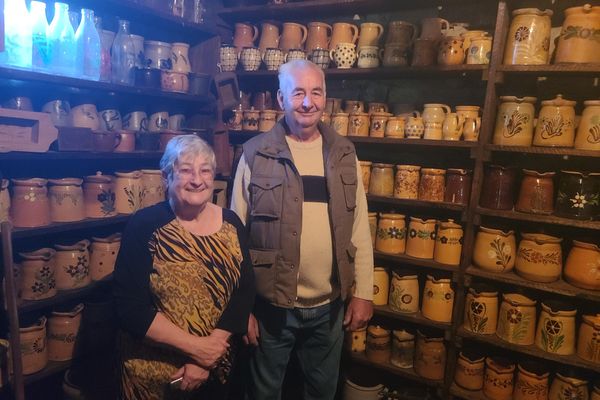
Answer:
[
  {"left": 170, "top": 363, "right": 209, "bottom": 391},
  {"left": 187, "top": 335, "right": 230, "bottom": 369}
]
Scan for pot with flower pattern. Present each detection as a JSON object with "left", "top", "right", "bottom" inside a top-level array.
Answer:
[
  {"left": 83, "top": 172, "right": 116, "bottom": 218},
  {"left": 555, "top": 170, "right": 600, "bottom": 220},
  {"left": 20, "top": 316, "right": 48, "bottom": 375},
  {"left": 11, "top": 178, "right": 51, "bottom": 228},
  {"left": 141, "top": 169, "right": 165, "bottom": 208},
  {"left": 555, "top": 4, "right": 600, "bottom": 64},
  {"left": 421, "top": 275, "right": 454, "bottom": 323},
  {"left": 577, "top": 314, "right": 600, "bottom": 363},
  {"left": 114, "top": 170, "right": 143, "bottom": 214},
  {"left": 54, "top": 240, "right": 91, "bottom": 290},
  {"left": 493, "top": 96, "right": 537, "bottom": 146},
  {"left": 463, "top": 284, "right": 498, "bottom": 335},
  {"left": 496, "top": 293, "right": 537, "bottom": 345},
  {"left": 535, "top": 301, "right": 576, "bottom": 355},
  {"left": 405, "top": 217, "right": 437, "bottom": 259},
  {"left": 515, "top": 233, "right": 562, "bottom": 283},
  {"left": 514, "top": 362, "right": 549, "bottom": 400},
  {"left": 48, "top": 303, "right": 84, "bottom": 362},
  {"left": 19, "top": 248, "right": 57, "bottom": 301},
  {"left": 388, "top": 272, "right": 419, "bottom": 313},
  {"left": 549, "top": 372, "right": 588, "bottom": 400},
  {"left": 503, "top": 8, "right": 553, "bottom": 65},
  {"left": 433, "top": 219, "right": 463, "bottom": 266},
  {"left": 48, "top": 178, "right": 85, "bottom": 223},
  {"left": 473, "top": 226, "right": 516, "bottom": 273},
  {"left": 533, "top": 95, "right": 576, "bottom": 148},
  {"left": 375, "top": 213, "right": 406, "bottom": 254},
  {"left": 575, "top": 100, "right": 600, "bottom": 150},
  {"left": 564, "top": 240, "right": 600, "bottom": 290},
  {"left": 454, "top": 350, "right": 485, "bottom": 391}
]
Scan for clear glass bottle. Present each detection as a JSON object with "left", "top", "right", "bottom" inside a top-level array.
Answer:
[
  {"left": 75, "top": 9, "right": 101, "bottom": 81},
  {"left": 111, "top": 19, "right": 136, "bottom": 86},
  {"left": 68, "top": 10, "right": 80, "bottom": 32},
  {"left": 30, "top": 1, "right": 50, "bottom": 73},
  {"left": 47, "top": 2, "right": 77, "bottom": 77},
  {"left": 0, "top": 0, "right": 32, "bottom": 69}
]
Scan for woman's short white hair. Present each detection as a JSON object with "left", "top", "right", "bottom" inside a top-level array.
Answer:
[
  {"left": 159, "top": 135, "right": 216, "bottom": 181},
  {"left": 278, "top": 59, "right": 326, "bottom": 93}
]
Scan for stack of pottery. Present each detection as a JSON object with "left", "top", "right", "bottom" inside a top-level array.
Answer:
[
  {"left": 383, "top": 21, "right": 416, "bottom": 67},
  {"left": 161, "top": 42, "right": 190, "bottom": 93}
]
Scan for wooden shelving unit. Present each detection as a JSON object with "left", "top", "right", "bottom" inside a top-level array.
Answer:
[
  {"left": 349, "top": 137, "right": 477, "bottom": 148},
  {"left": 0, "top": 151, "right": 164, "bottom": 161},
  {"left": 497, "top": 64, "right": 600, "bottom": 76},
  {"left": 485, "top": 144, "right": 600, "bottom": 158},
  {"left": 367, "top": 195, "right": 467, "bottom": 213},
  {"left": 476, "top": 207, "right": 600, "bottom": 231},
  {"left": 12, "top": 215, "right": 130, "bottom": 239},
  {"left": 374, "top": 305, "right": 452, "bottom": 331},
  {"left": 374, "top": 251, "right": 459, "bottom": 274}
]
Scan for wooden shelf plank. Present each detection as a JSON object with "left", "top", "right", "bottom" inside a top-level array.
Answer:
[
  {"left": 374, "top": 251, "right": 459, "bottom": 273},
  {"left": 498, "top": 64, "right": 600, "bottom": 76},
  {"left": 12, "top": 215, "right": 130, "bottom": 240},
  {"left": 450, "top": 383, "right": 487, "bottom": 400},
  {"left": 0, "top": 151, "right": 164, "bottom": 161},
  {"left": 476, "top": 207, "right": 600, "bottom": 230},
  {"left": 23, "top": 360, "right": 70, "bottom": 385},
  {"left": 349, "top": 137, "right": 477, "bottom": 148},
  {"left": 348, "top": 351, "right": 444, "bottom": 387},
  {"left": 368, "top": 195, "right": 467, "bottom": 212},
  {"left": 465, "top": 266, "right": 600, "bottom": 303},
  {"left": 485, "top": 144, "right": 600, "bottom": 158},
  {"left": 374, "top": 305, "right": 452, "bottom": 331},
  {"left": 457, "top": 327, "right": 600, "bottom": 374}
]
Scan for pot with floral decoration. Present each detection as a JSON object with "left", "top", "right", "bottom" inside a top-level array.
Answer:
[
  {"left": 549, "top": 371, "right": 588, "bottom": 400},
  {"left": 555, "top": 170, "right": 600, "bottom": 220},
  {"left": 513, "top": 361, "right": 549, "bottom": 400},
  {"left": 433, "top": 219, "right": 463, "bottom": 266},
  {"left": 421, "top": 274, "right": 454, "bottom": 323},
  {"left": 11, "top": 178, "right": 51, "bottom": 228},
  {"left": 503, "top": 8, "right": 553, "bottom": 65},
  {"left": 515, "top": 233, "right": 563, "bottom": 283},
  {"left": 483, "top": 357, "right": 515, "bottom": 400},
  {"left": 375, "top": 213, "right": 406, "bottom": 254},
  {"left": 388, "top": 272, "right": 419, "bottom": 314},
  {"left": 405, "top": 217, "right": 437, "bottom": 259},
  {"left": 473, "top": 226, "right": 516, "bottom": 273},
  {"left": 83, "top": 172, "right": 116, "bottom": 218},
  {"left": 534, "top": 301, "right": 576, "bottom": 355},
  {"left": 454, "top": 349, "right": 485, "bottom": 391},
  {"left": 577, "top": 314, "right": 600, "bottom": 363},
  {"left": 463, "top": 284, "right": 498, "bottom": 335},
  {"left": 496, "top": 293, "right": 537, "bottom": 345},
  {"left": 48, "top": 178, "right": 85, "bottom": 222},
  {"left": 18, "top": 248, "right": 57, "bottom": 301},
  {"left": 493, "top": 96, "right": 537, "bottom": 146},
  {"left": 54, "top": 240, "right": 91, "bottom": 290},
  {"left": 48, "top": 303, "right": 84, "bottom": 362},
  {"left": 20, "top": 316, "right": 48, "bottom": 375},
  {"left": 114, "top": 170, "right": 143, "bottom": 214}
]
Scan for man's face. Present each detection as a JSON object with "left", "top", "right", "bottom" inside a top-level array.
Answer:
[{"left": 277, "top": 67, "right": 326, "bottom": 131}]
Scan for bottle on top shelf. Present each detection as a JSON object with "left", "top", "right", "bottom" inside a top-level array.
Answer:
[
  {"left": 30, "top": 0, "right": 50, "bottom": 73},
  {"left": 0, "top": 0, "right": 32, "bottom": 69},
  {"left": 111, "top": 19, "right": 136, "bottom": 86},
  {"left": 75, "top": 8, "right": 101, "bottom": 81},
  {"left": 47, "top": 2, "right": 77, "bottom": 77}
]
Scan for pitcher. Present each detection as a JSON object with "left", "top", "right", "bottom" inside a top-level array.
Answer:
[
  {"left": 564, "top": 240, "right": 600, "bottom": 290},
  {"left": 405, "top": 217, "right": 437, "bottom": 259},
  {"left": 48, "top": 303, "right": 84, "bottom": 361},
  {"left": 422, "top": 103, "right": 451, "bottom": 140},
  {"left": 388, "top": 272, "right": 419, "bottom": 313},
  {"left": 386, "top": 20, "right": 417, "bottom": 48},
  {"left": 141, "top": 169, "right": 165, "bottom": 208},
  {"left": 258, "top": 21, "right": 280, "bottom": 55},
  {"left": 90, "top": 233, "right": 122, "bottom": 280},
  {"left": 442, "top": 112, "right": 465, "bottom": 141},
  {"left": 48, "top": 178, "right": 85, "bottom": 223},
  {"left": 515, "top": 233, "right": 562, "bottom": 283},
  {"left": 574, "top": 100, "right": 600, "bottom": 150},
  {"left": 114, "top": 170, "right": 143, "bottom": 214},
  {"left": 419, "top": 17, "right": 450, "bottom": 43},
  {"left": 463, "top": 285, "right": 498, "bottom": 335},
  {"left": 19, "top": 248, "right": 57, "bottom": 301},
  {"left": 306, "top": 22, "right": 332, "bottom": 52},
  {"left": 233, "top": 22, "right": 258, "bottom": 54},
  {"left": 493, "top": 96, "right": 537, "bottom": 145},
  {"left": 421, "top": 275, "right": 454, "bottom": 323},
  {"left": 280, "top": 22, "right": 307, "bottom": 52},
  {"left": 20, "top": 317, "right": 48, "bottom": 375},
  {"left": 330, "top": 22, "right": 359, "bottom": 50},
  {"left": 54, "top": 239, "right": 91, "bottom": 290},
  {"left": 533, "top": 94, "right": 576, "bottom": 147},
  {"left": 11, "top": 178, "right": 51, "bottom": 228},
  {"left": 496, "top": 293, "right": 537, "bottom": 345},
  {"left": 555, "top": 4, "right": 600, "bottom": 64},
  {"left": 535, "top": 301, "right": 576, "bottom": 355},
  {"left": 83, "top": 172, "right": 116, "bottom": 218},
  {"left": 472, "top": 226, "right": 516, "bottom": 272},
  {"left": 357, "top": 22, "right": 384, "bottom": 48},
  {"left": 503, "top": 8, "right": 553, "bottom": 65}
]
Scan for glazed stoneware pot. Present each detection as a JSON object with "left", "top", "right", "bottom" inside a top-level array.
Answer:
[
  {"left": 515, "top": 169, "right": 555, "bottom": 214},
  {"left": 54, "top": 240, "right": 91, "bottom": 290},
  {"left": 405, "top": 217, "right": 437, "bottom": 259},
  {"left": 368, "top": 212, "right": 377, "bottom": 246},
  {"left": 418, "top": 168, "right": 446, "bottom": 202},
  {"left": 421, "top": 275, "right": 454, "bottom": 323},
  {"left": 233, "top": 23, "right": 258, "bottom": 54},
  {"left": 114, "top": 170, "right": 143, "bottom": 214},
  {"left": 564, "top": 240, "right": 600, "bottom": 290},
  {"left": 305, "top": 22, "right": 331, "bottom": 53},
  {"left": 331, "top": 112, "right": 349, "bottom": 136},
  {"left": 330, "top": 42, "right": 357, "bottom": 69},
  {"left": 20, "top": 316, "right": 48, "bottom": 375},
  {"left": 280, "top": 22, "right": 307, "bottom": 53},
  {"left": 345, "top": 327, "right": 366, "bottom": 353},
  {"left": 555, "top": 171, "right": 600, "bottom": 220},
  {"left": 576, "top": 314, "right": 600, "bottom": 363},
  {"left": 472, "top": 226, "right": 516, "bottom": 273},
  {"left": 463, "top": 284, "right": 498, "bottom": 335},
  {"left": 534, "top": 301, "right": 576, "bottom": 355},
  {"left": 170, "top": 42, "right": 190, "bottom": 73},
  {"left": 437, "top": 36, "right": 466, "bottom": 66},
  {"left": 575, "top": 100, "right": 600, "bottom": 150},
  {"left": 385, "top": 117, "right": 405, "bottom": 138},
  {"left": 414, "top": 330, "right": 446, "bottom": 380},
  {"left": 480, "top": 165, "right": 517, "bottom": 210},
  {"left": 454, "top": 350, "right": 485, "bottom": 391},
  {"left": 422, "top": 104, "right": 451, "bottom": 140},
  {"left": 433, "top": 219, "right": 463, "bottom": 266},
  {"left": 365, "top": 325, "right": 391, "bottom": 364},
  {"left": 388, "top": 272, "right": 419, "bottom": 314},
  {"left": 548, "top": 372, "right": 588, "bottom": 400},
  {"left": 140, "top": 169, "right": 165, "bottom": 208},
  {"left": 348, "top": 112, "right": 370, "bottom": 137},
  {"left": 483, "top": 357, "right": 515, "bottom": 400},
  {"left": 493, "top": 96, "right": 537, "bottom": 146},
  {"left": 503, "top": 8, "right": 553, "bottom": 65},
  {"left": 369, "top": 112, "right": 391, "bottom": 138},
  {"left": 375, "top": 213, "right": 406, "bottom": 254},
  {"left": 258, "top": 22, "right": 280, "bottom": 55},
  {"left": 83, "top": 172, "right": 116, "bottom": 218},
  {"left": 329, "top": 22, "right": 359, "bottom": 51},
  {"left": 48, "top": 178, "right": 85, "bottom": 223},
  {"left": 345, "top": 99, "right": 364, "bottom": 114},
  {"left": 394, "top": 165, "right": 421, "bottom": 199},
  {"left": 368, "top": 163, "right": 394, "bottom": 197},
  {"left": 533, "top": 95, "right": 576, "bottom": 148},
  {"left": 555, "top": 4, "right": 600, "bottom": 64},
  {"left": 372, "top": 267, "right": 389, "bottom": 306},
  {"left": 18, "top": 248, "right": 57, "bottom": 301},
  {"left": 342, "top": 378, "right": 383, "bottom": 400},
  {"left": 11, "top": 178, "right": 51, "bottom": 228},
  {"left": 390, "top": 329, "right": 414, "bottom": 369},
  {"left": 515, "top": 233, "right": 563, "bottom": 282},
  {"left": 496, "top": 293, "right": 537, "bottom": 345},
  {"left": 48, "top": 303, "right": 84, "bottom": 361},
  {"left": 359, "top": 161, "right": 372, "bottom": 193},
  {"left": 513, "top": 362, "right": 549, "bottom": 400},
  {"left": 444, "top": 168, "right": 471, "bottom": 205},
  {"left": 89, "top": 233, "right": 122, "bottom": 281}
]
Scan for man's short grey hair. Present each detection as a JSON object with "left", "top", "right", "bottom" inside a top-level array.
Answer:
[
  {"left": 278, "top": 59, "right": 326, "bottom": 93},
  {"left": 159, "top": 134, "right": 216, "bottom": 182}
]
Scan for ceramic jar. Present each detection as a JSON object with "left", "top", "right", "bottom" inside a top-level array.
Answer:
[
  {"left": 480, "top": 165, "right": 517, "bottom": 210},
  {"left": 48, "top": 178, "right": 85, "bottom": 223},
  {"left": 83, "top": 172, "right": 116, "bottom": 218},
  {"left": 330, "top": 42, "right": 357, "bottom": 69},
  {"left": 233, "top": 23, "right": 258, "bottom": 54},
  {"left": 463, "top": 285, "right": 498, "bottom": 335},
  {"left": 141, "top": 169, "right": 165, "bottom": 208},
  {"left": 369, "top": 163, "right": 394, "bottom": 197},
  {"left": 496, "top": 293, "right": 537, "bottom": 345},
  {"left": 170, "top": 42, "right": 190, "bottom": 73},
  {"left": 575, "top": 100, "right": 600, "bottom": 150},
  {"left": 533, "top": 95, "right": 576, "bottom": 148},
  {"left": 357, "top": 22, "right": 384, "bottom": 49},
  {"left": 348, "top": 112, "right": 370, "bottom": 137},
  {"left": 388, "top": 272, "right": 419, "bottom": 313},
  {"left": 54, "top": 239, "right": 91, "bottom": 290},
  {"left": 366, "top": 325, "right": 391, "bottom": 364},
  {"left": 375, "top": 213, "right": 406, "bottom": 254},
  {"left": 368, "top": 212, "right": 377, "bottom": 246},
  {"left": 262, "top": 47, "right": 285, "bottom": 71},
  {"left": 483, "top": 357, "right": 515, "bottom": 400},
  {"left": 386, "top": 20, "right": 417, "bottom": 48},
  {"left": 239, "top": 47, "right": 261, "bottom": 71},
  {"left": 11, "top": 178, "right": 51, "bottom": 228},
  {"left": 359, "top": 161, "right": 371, "bottom": 193},
  {"left": 420, "top": 17, "right": 450, "bottom": 42},
  {"left": 555, "top": 171, "right": 600, "bottom": 220},
  {"left": 405, "top": 217, "right": 437, "bottom": 259},
  {"left": 473, "top": 226, "right": 516, "bottom": 273},
  {"left": 385, "top": 117, "right": 405, "bottom": 138},
  {"left": 437, "top": 36, "right": 466, "bottom": 65},
  {"left": 305, "top": 22, "right": 332, "bottom": 53},
  {"left": 394, "top": 165, "right": 420, "bottom": 199},
  {"left": 346, "top": 327, "right": 366, "bottom": 353},
  {"left": 219, "top": 43, "right": 238, "bottom": 72},
  {"left": 549, "top": 373, "right": 589, "bottom": 400},
  {"left": 535, "top": 301, "right": 576, "bottom": 355},
  {"left": 442, "top": 112, "right": 465, "bottom": 141},
  {"left": 330, "top": 22, "right": 359, "bottom": 50},
  {"left": 20, "top": 317, "right": 48, "bottom": 375},
  {"left": 454, "top": 350, "right": 485, "bottom": 390},
  {"left": 423, "top": 104, "right": 451, "bottom": 140},
  {"left": 382, "top": 43, "right": 408, "bottom": 66},
  {"left": 514, "top": 362, "right": 549, "bottom": 400},
  {"left": 390, "top": 330, "right": 415, "bottom": 369},
  {"left": 90, "top": 233, "right": 122, "bottom": 281},
  {"left": 503, "top": 8, "right": 553, "bottom": 65},
  {"left": 467, "top": 35, "right": 493, "bottom": 64},
  {"left": 414, "top": 331, "right": 446, "bottom": 380},
  {"left": 418, "top": 168, "right": 446, "bottom": 202},
  {"left": 445, "top": 169, "right": 471, "bottom": 205},
  {"left": 48, "top": 303, "right": 83, "bottom": 361},
  {"left": 372, "top": 267, "right": 389, "bottom": 306},
  {"left": 344, "top": 100, "right": 364, "bottom": 114},
  {"left": 564, "top": 240, "right": 600, "bottom": 290},
  {"left": 259, "top": 110, "right": 277, "bottom": 132},
  {"left": 515, "top": 169, "right": 555, "bottom": 214},
  {"left": 280, "top": 22, "right": 307, "bottom": 53},
  {"left": 343, "top": 379, "right": 383, "bottom": 400},
  {"left": 405, "top": 112, "right": 425, "bottom": 139},
  {"left": 433, "top": 219, "right": 463, "bottom": 266},
  {"left": 357, "top": 46, "right": 382, "bottom": 69},
  {"left": 114, "top": 170, "right": 143, "bottom": 214},
  {"left": 577, "top": 314, "right": 600, "bottom": 363},
  {"left": 515, "top": 233, "right": 562, "bottom": 282},
  {"left": 493, "top": 96, "right": 537, "bottom": 146},
  {"left": 19, "top": 248, "right": 57, "bottom": 301},
  {"left": 369, "top": 112, "right": 391, "bottom": 137},
  {"left": 144, "top": 40, "right": 172, "bottom": 69},
  {"left": 421, "top": 275, "right": 454, "bottom": 323},
  {"left": 243, "top": 109, "right": 260, "bottom": 131},
  {"left": 555, "top": 4, "right": 600, "bottom": 64},
  {"left": 331, "top": 112, "right": 349, "bottom": 136},
  {"left": 258, "top": 22, "right": 280, "bottom": 55}
]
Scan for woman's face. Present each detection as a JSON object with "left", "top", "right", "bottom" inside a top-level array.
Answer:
[{"left": 168, "top": 154, "right": 214, "bottom": 209}]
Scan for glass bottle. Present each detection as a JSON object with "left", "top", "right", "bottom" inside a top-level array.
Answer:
[
  {"left": 30, "top": 1, "right": 50, "bottom": 73},
  {"left": 47, "top": 2, "right": 77, "bottom": 77},
  {"left": 68, "top": 10, "right": 80, "bottom": 32},
  {"left": 75, "top": 9, "right": 101, "bottom": 81},
  {"left": 111, "top": 19, "right": 136, "bottom": 86},
  {"left": 0, "top": 0, "right": 32, "bottom": 69}
]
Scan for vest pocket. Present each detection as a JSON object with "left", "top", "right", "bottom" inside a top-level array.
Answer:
[
  {"left": 249, "top": 176, "right": 284, "bottom": 219},
  {"left": 249, "top": 248, "right": 278, "bottom": 300},
  {"left": 340, "top": 172, "right": 357, "bottom": 211}
]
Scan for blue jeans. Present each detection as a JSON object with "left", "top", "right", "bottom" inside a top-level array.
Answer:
[{"left": 249, "top": 298, "right": 344, "bottom": 400}]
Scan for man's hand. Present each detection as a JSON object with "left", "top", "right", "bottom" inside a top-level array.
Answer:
[
  {"left": 242, "top": 313, "right": 260, "bottom": 346},
  {"left": 170, "top": 363, "right": 209, "bottom": 391},
  {"left": 186, "top": 335, "right": 229, "bottom": 369},
  {"left": 343, "top": 297, "right": 373, "bottom": 331}
]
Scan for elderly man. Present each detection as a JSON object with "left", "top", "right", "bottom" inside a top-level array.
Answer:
[{"left": 231, "top": 59, "right": 373, "bottom": 400}]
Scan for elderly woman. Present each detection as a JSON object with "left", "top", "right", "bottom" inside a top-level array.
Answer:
[{"left": 114, "top": 135, "right": 254, "bottom": 399}]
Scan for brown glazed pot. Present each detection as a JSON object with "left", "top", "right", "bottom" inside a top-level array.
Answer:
[
  {"left": 555, "top": 170, "right": 600, "bottom": 220},
  {"left": 418, "top": 168, "right": 446, "bottom": 202},
  {"left": 515, "top": 169, "right": 555, "bottom": 214},
  {"left": 414, "top": 330, "right": 446, "bottom": 380},
  {"left": 444, "top": 168, "right": 472, "bottom": 205},
  {"left": 480, "top": 165, "right": 517, "bottom": 210}
]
